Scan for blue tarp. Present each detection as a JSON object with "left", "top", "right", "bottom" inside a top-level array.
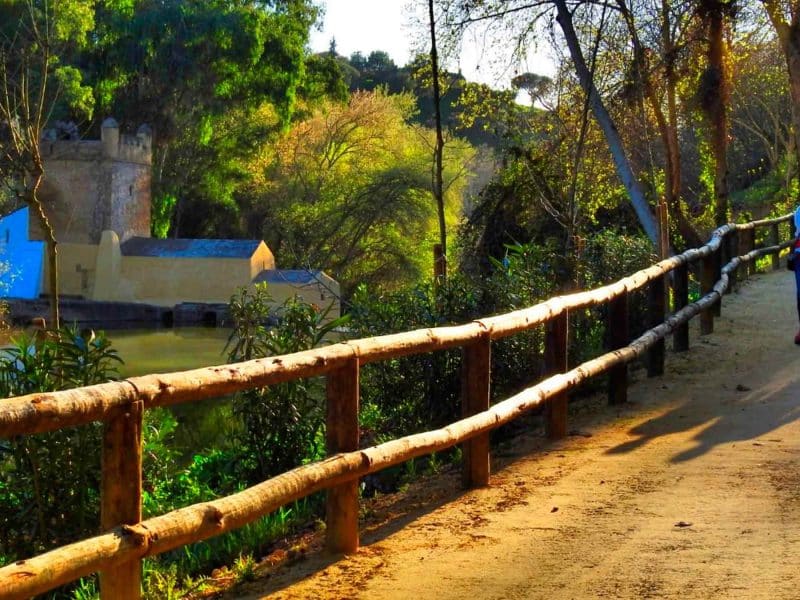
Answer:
[{"left": 0, "top": 207, "right": 44, "bottom": 299}]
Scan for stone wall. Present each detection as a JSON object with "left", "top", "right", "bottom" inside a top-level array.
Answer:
[
  {"left": 31, "top": 120, "right": 152, "bottom": 244},
  {"left": 109, "top": 161, "right": 151, "bottom": 242}
]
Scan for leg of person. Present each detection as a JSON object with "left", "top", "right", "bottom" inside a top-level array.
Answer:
[{"left": 794, "top": 258, "right": 800, "bottom": 344}]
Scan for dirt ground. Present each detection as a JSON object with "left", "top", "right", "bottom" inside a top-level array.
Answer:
[{"left": 229, "top": 269, "right": 800, "bottom": 599}]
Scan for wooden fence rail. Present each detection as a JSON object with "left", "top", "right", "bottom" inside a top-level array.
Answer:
[{"left": 0, "top": 215, "right": 793, "bottom": 599}]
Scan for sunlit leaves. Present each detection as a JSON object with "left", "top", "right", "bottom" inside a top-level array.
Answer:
[
  {"left": 244, "top": 89, "right": 474, "bottom": 292},
  {"left": 53, "top": 66, "right": 94, "bottom": 120},
  {"left": 52, "top": 0, "right": 95, "bottom": 45}
]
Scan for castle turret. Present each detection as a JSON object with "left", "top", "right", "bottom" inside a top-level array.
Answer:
[
  {"left": 32, "top": 119, "right": 152, "bottom": 244},
  {"left": 101, "top": 117, "right": 119, "bottom": 158}
]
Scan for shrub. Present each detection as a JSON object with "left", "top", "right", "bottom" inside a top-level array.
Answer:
[
  {"left": 348, "top": 276, "right": 481, "bottom": 440},
  {"left": 0, "top": 327, "right": 122, "bottom": 559},
  {"left": 226, "top": 284, "right": 347, "bottom": 483}
]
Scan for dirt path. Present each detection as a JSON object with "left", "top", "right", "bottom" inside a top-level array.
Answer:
[{"left": 232, "top": 270, "right": 800, "bottom": 599}]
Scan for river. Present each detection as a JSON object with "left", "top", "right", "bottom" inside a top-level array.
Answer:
[
  {"left": 109, "top": 327, "right": 231, "bottom": 377},
  {"left": 109, "top": 327, "right": 235, "bottom": 456}
]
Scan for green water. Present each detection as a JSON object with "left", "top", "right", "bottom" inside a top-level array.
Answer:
[
  {"left": 109, "top": 327, "right": 236, "bottom": 455},
  {"left": 109, "top": 327, "right": 231, "bottom": 377}
]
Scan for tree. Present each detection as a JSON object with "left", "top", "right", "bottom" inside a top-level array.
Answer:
[
  {"left": 729, "top": 34, "right": 791, "bottom": 192},
  {"left": 446, "top": 0, "right": 661, "bottom": 247},
  {"left": 697, "top": 0, "right": 734, "bottom": 226},
  {"left": 614, "top": 0, "right": 703, "bottom": 249},
  {"left": 553, "top": 0, "right": 660, "bottom": 245},
  {"left": 511, "top": 72, "right": 553, "bottom": 105},
  {"left": 762, "top": 0, "right": 800, "bottom": 202},
  {"left": 428, "top": 0, "right": 448, "bottom": 280},
  {"left": 241, "top": 90, "right": 474, "bottom": 294},
  {"left": 0, "top": 0, "right": 96, "bottom": 327},
  {"left": 86, "top": 0, "right": 319, "bottom": 237}
]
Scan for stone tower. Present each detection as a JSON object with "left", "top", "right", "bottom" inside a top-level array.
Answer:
[{"left": 30, "top": 118, "right": 152, "bottom": 244}]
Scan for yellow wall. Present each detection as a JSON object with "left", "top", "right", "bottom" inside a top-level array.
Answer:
[
  {"left": 92, "top": 230, "right": 122, "bottom": 301},
  {"left": 42, "top": 243, "right": 99, "bottom": 296},
  {"left": 119, "top": 255, "right": 254, "bottom": 306},
  {"left": 44, "top": 233, "right": 341, "bottom": 320},
  {"left": 250, "top": 243, "right": 275, "bottom": 277}
]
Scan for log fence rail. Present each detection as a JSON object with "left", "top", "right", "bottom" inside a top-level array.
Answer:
[{"left": 0, "top": 215, "right": 793, "bottom": 599}]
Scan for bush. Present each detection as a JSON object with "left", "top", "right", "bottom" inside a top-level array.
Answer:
[
  {"left": 226, "top": 284, "right": 347, "bottom": 483},
  {"left": 348, "top": 276, "right": 481, "bottom": 440},
  {"left": 0, "top": 327, "right": 122, "bottom": 559}
]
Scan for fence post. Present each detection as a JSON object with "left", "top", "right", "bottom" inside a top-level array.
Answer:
[
  {"left": 672, "top": 262, "right": 689, "bottom": 352},
  {"left": 771, "top": 223, "right": 780, "bottom": 271},
  {"left": 728, "top": 230, "right": 743, "bottom": 294},
  {"left": 607, "top": 289, "right": 628, "bottom": 405},
  {"left": 326, "top": 356, "right": 360, "bottom": 554},
  {"left": 746, "top": 227, "right": 757, "bottom": 276},
  {"left": 544, "top": 310, "right": 568, "bottom": 439},
  {"left": 738, "top": 227, "right": 750, "bottom": 279},
  {"left": 100, "top": 400, "right": 143, "bottom": 600},
  {"left": 647, "top": 274, "right": 666, "bottom": 377},
  {"left": 700, "top": 249, "right": 716, "bottom": 335},
  {"left": 462, "top": 333, "right": 491, "bottom": 488}
]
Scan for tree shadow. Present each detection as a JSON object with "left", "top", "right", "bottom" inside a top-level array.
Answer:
[
  {"left": 606, "top": 365, "right": 800, "bottom": 463},
  {"left": 235, "top": 469, "right": 471, "bottom": 599}
]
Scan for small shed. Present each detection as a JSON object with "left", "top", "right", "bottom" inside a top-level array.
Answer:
[{"left": 252, "top": 269, "right": 341, "bottom": 318}]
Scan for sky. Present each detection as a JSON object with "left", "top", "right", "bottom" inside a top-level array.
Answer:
[{"left": 308, "top": 0, "right": 555, "bottom": 90}]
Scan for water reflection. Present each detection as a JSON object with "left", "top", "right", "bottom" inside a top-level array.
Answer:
[
  {"left": 109, "top": 327, "right": 231, "bottom": 377},
  {"left": 109, "top": 327, "right": 235, "bottom": 458}
]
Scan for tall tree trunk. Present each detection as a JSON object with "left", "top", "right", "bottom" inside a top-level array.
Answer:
[
  {"left": 29, "top": 166, "right": 59, "bottom": 329},
  {"left": 701, "top": 1, "right": 730, "bottom": 226},
  {"left": 616, "top": 0, "right": 703, "bottom": 249},
  {"left": 661, "top": 1, "right": 704, "bottom": 246},
  {"left": 429, "top": 0, "right": 447, "bottom": 281},
  {"left": 763, "top": 0, "right": 800, "bottom": 205},
  {"left": 554, "top": 0, "right": 660, "bottom": 247}
]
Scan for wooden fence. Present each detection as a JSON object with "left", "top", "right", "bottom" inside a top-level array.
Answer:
[{"left": 0, "top": 214, "right": 793, "bottom": 599}]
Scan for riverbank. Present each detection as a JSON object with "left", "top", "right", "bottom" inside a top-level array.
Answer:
[{"left": 5, "top": 297, "right": 230, "bottom": 329}]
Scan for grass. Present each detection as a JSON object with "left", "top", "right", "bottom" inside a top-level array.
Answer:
[{"left": 65, "top": 497, "right": 321, "bottom": 600}]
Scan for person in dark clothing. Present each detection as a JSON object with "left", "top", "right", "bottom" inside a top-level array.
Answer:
[{"left": 794, "top": 207, "right": 800, "bottom": 344}]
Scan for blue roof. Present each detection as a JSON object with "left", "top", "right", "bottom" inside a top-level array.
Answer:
[
  {"left": 120, "top": 237, "right": 262, "bottom": 259},
  {"left": 253, "top": 270, "right": 323, "bottom": 285}
]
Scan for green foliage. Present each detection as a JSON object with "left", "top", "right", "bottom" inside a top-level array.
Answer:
[
  {"left": 244, "top": 89, "right": 474, "bottom": 293},
  {"left": 151, "top": 194, "right": 177, "bottom": 239},
  {"left": 482, "top": 241, "right": 562, "bottom": 397},
  {"left": 69, "top": 577, "right": 98, "bottom": 600},
  {"left": 579, "top": 230, "right": 657, "bottom": 289},
  {"left": 226, "top": 284, "right": 348, "bottom": 483},
  {"left": 232, "top": 553, "right": 257, "bottom": 583},
  {"left": 0, "top": 327, "right": 122, "bottom": 559},
  {"left": 0, "top": 0, "right": 96, "bottom": 168},
  {"left": 82, "top": 0, "right": 320, "bottom": 238},
  {"left": 349, "top": 277, "right": 480, "bottom": 438}
]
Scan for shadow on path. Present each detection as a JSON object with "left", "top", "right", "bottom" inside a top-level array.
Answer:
[{"left": 606, "top": 362, "right": 800, "bottom": 462}]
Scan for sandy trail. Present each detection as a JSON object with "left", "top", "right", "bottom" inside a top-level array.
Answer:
[{"left": 232, "top": 270, "right": 800, "bottom": 599}]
